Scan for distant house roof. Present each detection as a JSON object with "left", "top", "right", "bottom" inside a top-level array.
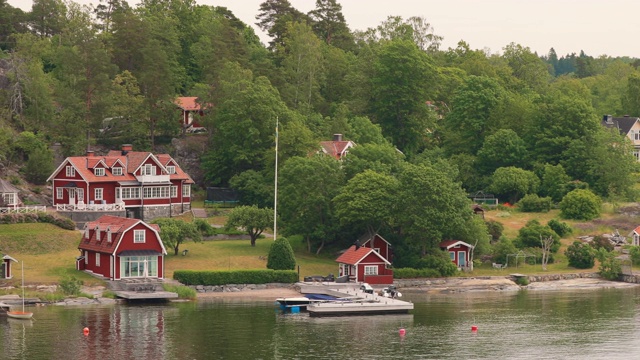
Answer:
[
  {"left": 439, "top": 240, "right": 475, "bottom": 250},
  {"left": 319, "top": 134, "right": 355, "bottom": 160},
  {"left": 601, "top": 115, "right": 640, "bottom": 136},
  {"left": 175, "top": 97, "right": 201, "bottom": 111},
  {"left": 0, "top": 179, "right": 20, "bottom": 193},
  {"left": 336, "top": 245, "right": 391, "bottom": 266},
  {"left": 79, "top": 215, "right": 165, "bottom": 255}
]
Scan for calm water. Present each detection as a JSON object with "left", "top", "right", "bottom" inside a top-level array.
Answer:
[{"left": 2, "top": 287, "right": 640, "bottom": 359}]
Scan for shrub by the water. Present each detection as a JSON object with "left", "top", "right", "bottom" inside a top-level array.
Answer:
[
  {"left": 559, "top": 189, "right": 601, "bottom": 220},
  {"left": 596, "top": 248, "right": 622, "bottom": 280},
  {"left": 173, "top": 269, "right": 298, "bottom": 285},
  {"left": 59, "top": 276, "right": 83, "bottom": 296},
  {"left": 565, "top": 241, "right": 595, "bottom": 269}
]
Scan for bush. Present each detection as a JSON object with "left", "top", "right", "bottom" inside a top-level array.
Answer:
[
  {"left": 486, "top": 220, "right": 504, "bottom": 242},
  {"left": 560, "top": 189, "right": 601, "bottom": 220},
  {"left": 23, "top": 147, "right": 54, "bottom": 185},
  {"left": 515, "top": 276, "right": 529, "bottom": 286},
  {"left": 565, "top": 241, "right": 595, "bottom": 269},
  {"left": 267, "top": 237, "right": 296, "bottom": 270},
  {"left": 596, "top": 248, "right": 621, "bottom": 280},
  {"left": 415, "top": 251, "right": 458, "bottom": 277},
  {"left": 590, "top": 236, "right": 614, "bottom": 252},
  {"left": 162, "top": 283, "right": 197, "bottom": 299},
  {"left": 393, "top": 267, "right": 441, "bottom": 279},
  {"left": 173, "top": 270, "right": 298, "bottom": 285},
  {"left": 514, "top": 220, "right": 560, "bottom": 252},
  {"left": 630, "top": 246, "right": 640, "bottom": 265},
  {"left": 492, "top": 237, "right": 517, "bottom": 265},
  {"left": 59, "top": 276, "right": 83, "bottom": 296},
  {"left": 547, "top": 219, "right": 572, "bottom": 237},
  {"left": 193, "top": 219, "right": 216, "bottom": 236},
  {"left": 0, "top": 212, "right": 76, "bottom": 230},
  {"left": 517, "top": 194, "right": 552, "bottom": 212}
]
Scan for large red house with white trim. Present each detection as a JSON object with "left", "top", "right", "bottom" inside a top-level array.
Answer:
[
  {"left": 439, "top": 240, "right": 474, "bottom": 269},
  {"left": 77, "top": 215, "right": 167, "bottom": 280},
  {"left": 47, "top": 144, "right": 194, "bottom": 222},
  {"left": 319, "top": 134, "right": 355, "bottom": 160}
]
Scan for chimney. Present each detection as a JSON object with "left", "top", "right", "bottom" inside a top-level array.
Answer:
[
  {"left": 86, "top": 150, "right": 94, "bottom": 157},
  {"left": 332, "top": 134, "right": 343, "bottom": 142},
  {"left": 121, "top": 144, "right": 132, "bottom": 155},
  {"left": 603, "top": 115, "right": 613, "bottom": 124}
]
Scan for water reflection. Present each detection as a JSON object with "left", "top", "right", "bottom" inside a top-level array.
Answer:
[{"left": 1, "top": 287, "right": 640, "bottom": 359}]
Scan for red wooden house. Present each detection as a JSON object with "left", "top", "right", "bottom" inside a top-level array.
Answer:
[
  {"left": 175, "top": 97, "right": 206, "bottom": 129},
  {"left": 77, "top": 215, "right": 167, "bottom": 281},
  {"left": 319, "top": 134, "right": 355, "bottom": 160},
  {"left": 336, "top": 244, "right": 393, "bottom": 285},
  {"left": 47, "top": 144, "right": 194, "bottom": 222},
  {"left": 439, "top": 240, "right": 474, "bottom": 269},
  {"left": 358, "top": 233, "right": 393, "bottom": 263}
]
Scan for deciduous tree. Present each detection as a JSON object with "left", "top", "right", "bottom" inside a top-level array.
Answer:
[{"left": 225, "top": 205, "right": 274, "bottom": 247}]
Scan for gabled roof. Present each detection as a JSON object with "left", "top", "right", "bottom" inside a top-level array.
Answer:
[
  {"left": 601, "top": 115, "right": 640, "bottom": 136},
  {"left": 319, "top": 140, "right": 355, "bottom": 160},
  {"left": 358, "top": 233, "right": 391, "bottom": 247},
  {"left": 336, "top": 245, "right": 391, "bottom": 266},
  {"left": 0, "top": 179, "right": 20, "bottom": 193},
  {"left": 48, "top": 150, "right": 194, "bottom": 184},
  {"left": 175, "top": 97, "right": 201, "bottom": 111},
  {"left": 439, "top": 240, "right": 474, "bottom": 250},
  {"left": 79, "top": 215, "right": 166, "bottom": 255}
]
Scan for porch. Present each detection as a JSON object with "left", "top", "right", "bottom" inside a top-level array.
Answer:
[{"left": 55, "top": 201, "right": 125, "bottom": 212}]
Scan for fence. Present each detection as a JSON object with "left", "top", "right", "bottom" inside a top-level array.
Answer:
[{"left": 0, "top": 206, "right": 47, "bottom": 214}]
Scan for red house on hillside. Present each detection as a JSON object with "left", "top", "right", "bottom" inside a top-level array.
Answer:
[
  {"left": 439, "top": 240, "right": 474, "bottom": 270},
  {"left": 47, "top": 144, "right": 194, "bottom": 222},
  {"left": 1, "top": 254, "right": 17, "bottom": 279},
  {"left": 319, "top": 134, "right": 355, "bottom": 160},
  {"left": 77, "top": 215, "right": 167, "bottom": 280},
  {"left": 175, "top": 97, "right": 206, "bottom": 130}
]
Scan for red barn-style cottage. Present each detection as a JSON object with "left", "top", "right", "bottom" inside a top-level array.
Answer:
[
  {"left": 47, "top": 144, "right": 193, "bottom": 222},
  {"left": 439, "top": 240, "right": 475, "bottom": 270},
  {"left": 336, "top": 233, "right": 394, "bottom": 285},
  {"left": 77, "top": 215, "right": 167, "bottom": 280}
]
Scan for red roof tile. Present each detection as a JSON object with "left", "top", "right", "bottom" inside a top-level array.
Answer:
[
  {"left": 336, "top": 245, "right": 389, "bottom": 265},
  {"left": 175, "top": 97, "right": 201, "bottom": 111},
  {"left": 439, "top": 240, "right": 474, "bottom": 250},
  {"left": 319, "top": 140, "right": 355, "bottom": 160}
]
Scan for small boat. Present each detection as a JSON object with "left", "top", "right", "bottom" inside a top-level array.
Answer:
[
  {"left": 276, "top": 294, "right": 345, "bottom": 310},
  {"left": 7, "top": 261, "right": 33, "bottom": 320}
]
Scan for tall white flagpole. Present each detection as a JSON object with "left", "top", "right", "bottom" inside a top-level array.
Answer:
[{"left": 273, "top": 117, "right": 278, "bottom": 241}]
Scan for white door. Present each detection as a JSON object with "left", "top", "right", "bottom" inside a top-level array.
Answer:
[{"left": 68, "top": 189, "right": 75, "bottom": 205}]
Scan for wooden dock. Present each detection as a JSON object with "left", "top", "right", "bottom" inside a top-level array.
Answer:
[
  {"left": 113, "top": 290, "right": 178, "bottom": 300},
  {"left": 305, "top": 287, "right": 413, "bottom": 317}
]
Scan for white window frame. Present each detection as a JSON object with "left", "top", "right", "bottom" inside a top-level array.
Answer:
[
  {"left": 96, "top": 227, "right": 101, "bottom": 241},
  {"left": 56, "top": 188, "right": 63, "bottom": 199},
  {"left": 143, "top": 186, "right": 170, "bottom": 199},
  {"left": 95, "top": 188, "right": 103, "bottom": 201},
  {"left": 84, "top": 251, "right": 88, "bottom": 265},
  {"left": 96, "top": 253, "right": 100, "bottom": 267},
  {"left": 143, "top": 164, "right": 155, "bottom": 176},
  {"left": 66, "top": 166, "right": 75, "bottom": 177},
  {"left": 134, "top": 230, "right": 145, "bottom": 243},
  {"left": 374, "top": 247, "right": 381, "bottom": 253},
  {"left": 107, "top": 229, "right": 112, "bottom": 243},
  {"left": 182, "top": 185, "right": 191, "bottom": 198},
  {"left": 85, "top": 227, "right": 89, "bottom": 239},
  {"left": 120, "top": 187, "right": 140, "bottom": 199},
  {"left": 171, "top": 186, "right": 178, "bottom": 198},
  {"left": 166, "top": 166, "right": 176, "bottom": 174},
  {"left": 364, "top": 265, "right": 378, "bottom": 276},
  {"left": 94, "top": 168, "right": 105, "bottom": 176},
  {"left": 112, "top": 167, "right": 123, "bottom": 176}
]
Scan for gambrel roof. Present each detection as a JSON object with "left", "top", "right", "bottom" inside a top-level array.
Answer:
[{"left": 79, "top": 215, "right": 166, "bottom": 255}]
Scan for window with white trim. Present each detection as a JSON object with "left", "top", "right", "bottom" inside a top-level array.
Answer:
[
  {"left": 182, "top": 185, "right": 191, "bottom": 197},
  {"left": 112, "top": 167, "right": 123, "bottom": 176},
  {"left": 94, "top": 168, "right": 105, "bottom": 176},
  {"left": 166, "top": 166, "right": 176, "bottom": 174},
  {"left": 95, "top": 188, "right": 103, "bottom": 200},
  {"left": 96, "top": 227, "right": 101, "bottom": 241},
  {"left": 143, "top": 186, "right": 170, "bottom": 198},
  {"left": 85, "top": 227, "right": 89, "bottom": 239},
  {"left": 374, "top": 247, "right": 380, "bottom": 253},
  {"left": 66, "top": 166, "right": 75, "bottom": 177},
  {"left": 171, "top": 186, "right": 177, "bottom": 198},
  {"left": 134, "top": 230, "right": 145, "bottom": 243},
  {"left": 3, "top": 193, "right": 15, "bottom": 205},
  {"left": 56, "top": 188, "right": 63, "bottom": 199},
  {"left": 142, "top": 164, "right": 156, "bottom": 176},
  {"left": 107, "top": 229, "right": 112, "bottom": 243},
  {"left": 121, "top": 187, "right": 140, "bottom": 199},
  {"left": 96, "top": 253, "right": 100, "bottom": 267},
  {"left": 364, "top": 265, "right": 378, "bottom": 276},
  {"left": 84, "top": 251, "right": 88, "bottom": 265}
]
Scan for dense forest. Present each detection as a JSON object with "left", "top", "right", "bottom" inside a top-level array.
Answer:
[{"left": 2, "top": 0, "right": 640, "bottom": 269}]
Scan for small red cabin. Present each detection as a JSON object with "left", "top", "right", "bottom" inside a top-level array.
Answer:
[
  {"left": 439, "top": 240, "right": 475, "bottom": 269},
  {"left": 77, "top": 215, "right": 167, "bottom": 281},
  {"left": 175, "top": 97, "right": 206, "bottom": 129},
  {"left": 336, "top": 245, "right": 393, "bottom": 285}
]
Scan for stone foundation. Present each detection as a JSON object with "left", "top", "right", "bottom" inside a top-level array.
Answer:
[{"left": 189, "top": 283, "right": 296, "bottom": 293}]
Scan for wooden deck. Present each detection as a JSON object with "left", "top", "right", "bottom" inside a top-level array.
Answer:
[{"left": 114, "top": 290, "right": 178, "bottom": 300}]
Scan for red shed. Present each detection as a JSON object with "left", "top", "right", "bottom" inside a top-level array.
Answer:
[
  {"left": 439, "top": 240, "right": 474, "bottom": 269},
  {"left": 336, "top": 245, "right": 393, "bottom": 285},
  {"left": 1, "top": 254, "right": 17, "bottom": 279},
  {"left": 78, "top": 215, "right": 167, "bottom": 281}
]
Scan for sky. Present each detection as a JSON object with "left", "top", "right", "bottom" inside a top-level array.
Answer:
[{"left": 7, "top": 0, "right": 640, "bottom": 58}]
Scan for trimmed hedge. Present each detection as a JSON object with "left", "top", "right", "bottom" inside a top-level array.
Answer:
[
  {"left": 173, "top": 269, "right": 298, "bottom": 285},
  {"left": 0, "top": 212, "right": 76, "bottom": 230},
  {"left": 393, "top": 268, "right": 441, "bottom": 279}
]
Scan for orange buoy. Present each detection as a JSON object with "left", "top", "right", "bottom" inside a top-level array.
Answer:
[
  {"left": 399, "top": 328, "right": 406, "bottom": 336},
  {"left": 471, "top": 325, "right": 478, "bottom": 332},
  {"left": 83, "top": 327, "right": 90, "bottom": 336}
]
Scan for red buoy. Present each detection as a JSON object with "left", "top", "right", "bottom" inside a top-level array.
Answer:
[
  {"left": 471, "top": 325, "right": 478, "bottom": 332},
  {"left": 399, "top": 328, "right": 406, "bottom": 336},
  {"left": 83, "top": 327, "right": 90, "bottom": 336}
]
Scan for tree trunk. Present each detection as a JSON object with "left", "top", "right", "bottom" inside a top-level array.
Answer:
[
  {"left": 315, "top": 239, "right": 325, "bottom": 255},
  {"left": 174, "top": 245, "right": 179, "bottom": 256},
  {"left": 251, "top": 236, "right": 257, "bottom": 247}
]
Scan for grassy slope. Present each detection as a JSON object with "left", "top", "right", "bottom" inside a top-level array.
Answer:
[{"left": 0, "top": 204, "right": 631, "bottom": 286}]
